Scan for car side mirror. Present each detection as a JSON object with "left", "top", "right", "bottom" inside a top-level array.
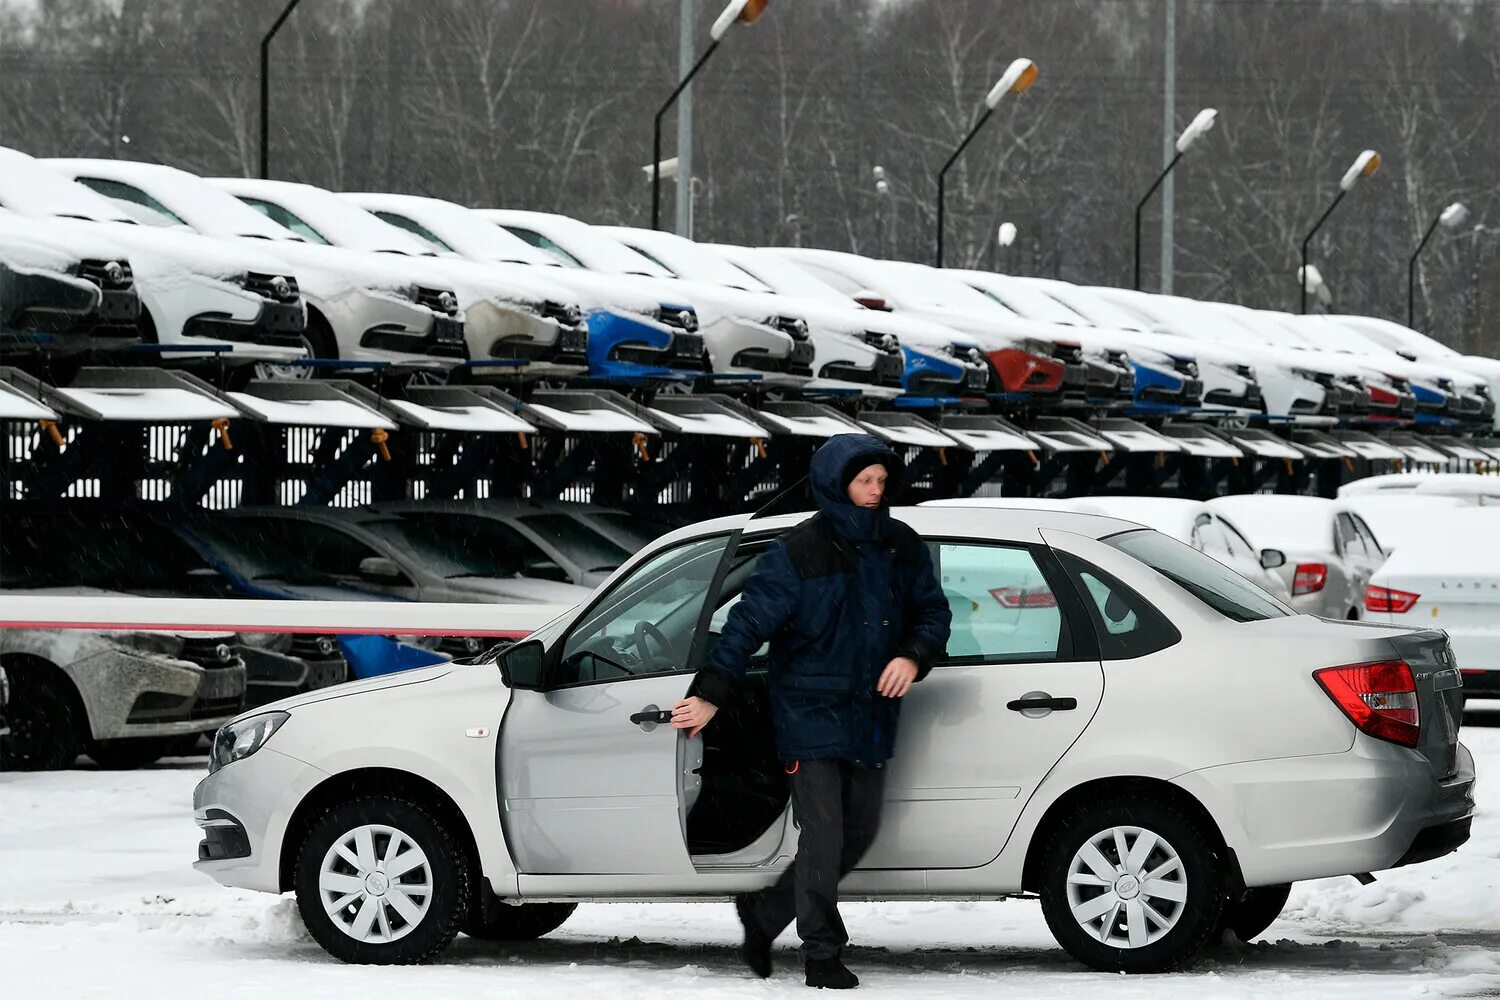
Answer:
[
  {"left": 497, "top": 639, "right": 545, "bottom": 690},
  {"left": 358, "top": 556, "right": 403, "bottom": 580},
  {"left": 1260, "top": 548, "right": 1287, "bottom": 570}
]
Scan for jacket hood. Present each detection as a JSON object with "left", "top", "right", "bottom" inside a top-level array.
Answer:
[{"left": 809, "top": 433, "right": 901, "bottom": 542}]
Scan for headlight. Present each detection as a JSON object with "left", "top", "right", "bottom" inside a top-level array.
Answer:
[
  {"left": 209, "top": 711, "right": 289, "bottom": 774},
  {"left": 104, "top": 260, "right": 125, "bottom": 285}
]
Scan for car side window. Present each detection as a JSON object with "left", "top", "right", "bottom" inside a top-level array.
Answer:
[
  {"left": 933, "top": 543, "right": 1072, "bottom": 663},
  {"left": 1191, "top": 514, "right": 1233, "bottom": 562},
  {"left": 235, "top": 197, "right": 332, "bottom": 245},
  {"left": 75, "top": 177, "right": 188, "bottom": 226},
  {"left": 373, "top": 211, "right": 453, "bottom": 252},
  {"left": 554, "top": 535, "right": 729, "bottom": 687},
  {"left": 1219, "top": 517, "right": 1259, "bottom": 561},
  {"left": 1336, "top": 513, "right": 1367, "bottom": 558},
  {"left": 1055, "top": 550, "right": 1181, "bottom": 659},
  {"left": 1351, "top": 514, "right": 1385, "bottom": 558},
  {"left": 501, "top": 226, "right": 585, "bottom": 267}
]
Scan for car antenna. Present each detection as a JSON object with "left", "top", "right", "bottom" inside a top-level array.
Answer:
[{"left": 747, "top": 474, "right": 809, "bottom": 520}]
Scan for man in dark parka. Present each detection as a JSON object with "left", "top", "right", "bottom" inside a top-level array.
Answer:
[{"left": 672, "top": 433, "right": 952, "bottom": 989}]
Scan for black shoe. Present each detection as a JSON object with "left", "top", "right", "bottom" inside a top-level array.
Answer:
[
  {"left": 805, "top": 957, "right": 859, "bottom": 989},
  {"left": 735, "top": 895, "right": 772, "bottom": 979}
]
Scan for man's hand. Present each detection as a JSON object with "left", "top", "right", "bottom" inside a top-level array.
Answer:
[
  {"left": 877, "top": 656, "right": 919, "bottom": 698},
  {"left": 671, "top": 696, "right": 719, "bottom": 737}
]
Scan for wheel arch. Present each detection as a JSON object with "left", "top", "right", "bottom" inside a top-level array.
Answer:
[
  {"left": 1019, "top": 775, "right": 1244, "bottom": 894},
  {"left": 0, "top": 651, "right": 90, "bottom": 727},
  {"left": 277, "top": 766, "right": 481, "bottom": 894}
]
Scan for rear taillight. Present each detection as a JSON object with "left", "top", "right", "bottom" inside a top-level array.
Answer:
[
  {"left": 1314, "top": 660, "right": 1421, "bottom": 747},
  {"left": 992, "top": 348, "right": 1066, "bottom": 393},
  {"left": 989, "top": 587, "right": 1057, "bottom": 609},
  {"left": 1292, "top": 563, "right": 1328, "bottom": 596},
  {"left": 1365, "top": 585, "right": 1419, "bottom": 614}
]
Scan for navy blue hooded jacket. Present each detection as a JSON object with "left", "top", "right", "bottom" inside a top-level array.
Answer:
[{"left": 694, "top": 434, "right": 952, "bottom": 766}]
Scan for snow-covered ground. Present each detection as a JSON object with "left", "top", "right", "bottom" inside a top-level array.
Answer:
[{"left": 3, "top": 720, "right": 1498, "bottom": 999}]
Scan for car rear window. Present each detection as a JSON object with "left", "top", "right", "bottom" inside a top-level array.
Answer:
[{"left": 1104, "top": 529, "right": 1292, "bottom": 623}]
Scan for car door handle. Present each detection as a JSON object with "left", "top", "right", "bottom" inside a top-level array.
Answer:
[
  {"left": 1006, "top": 696, "right": 1077, "bottom": 712},
  {"left": 630, "top": 707, "right": 673, "bottom": 726}
]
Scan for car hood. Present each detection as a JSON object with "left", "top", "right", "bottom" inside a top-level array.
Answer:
[
  {"left": 512, "top": 266, "right": 664, "bottom": 317},
  {"left": 396, "top": 255, "right": 582, "bottom": 310},
  {"left": 248, "top": 661, "right": 457, "bottom": 716},
  {"left": 51, "top": 219, "right": 297, "bottom": 282}
]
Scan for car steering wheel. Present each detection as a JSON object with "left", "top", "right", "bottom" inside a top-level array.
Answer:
[{"left": 632, "top": 620, "right": 677, "bottom": 669}]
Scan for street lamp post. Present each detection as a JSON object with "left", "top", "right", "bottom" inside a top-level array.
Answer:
[
  {"left": 1133, "top": 108, "right": 1216, "bottom": 290},
  {"left": 1408, "top": 201, "right": 1470, "bottom": 329},
  {"left": 934, "top": 57, "right": 1037, "bottom": 268},
  {"left": 259, "top": 0, "right": 304, "bottom": 180},
  {"left": 650, "top": 0, "right": 769, "bottom": 231},
  {"left": 1300, "top": 149, "right": 1381, "bottom": 314}
]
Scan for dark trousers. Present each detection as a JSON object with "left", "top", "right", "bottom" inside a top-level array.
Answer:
[{"left": 744, "top": 757, "right": 885, "bottom": 961}]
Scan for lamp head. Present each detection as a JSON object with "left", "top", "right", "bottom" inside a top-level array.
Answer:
[
  {"left": 1175, "top": 108, "right": 1218, "bottom": 153},
  {"left": 1339, "top": 149, "right": 1381, "bottom": 192},
  {"left": 985, "top": 58, "right": 1038, "bottom": 109},
  {"left": 1440, "top": 202, "right": 1471, "bottom": 230},
  {"left": 711, "top": 0, "right": 769, "bottom": 40},
  {"left": 997, "top": 222, "right": 1017, "bottom": 247}
]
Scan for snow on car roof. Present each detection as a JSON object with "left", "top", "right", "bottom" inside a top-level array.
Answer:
[
  {"left": 1340, "top": 472, "right": 1500, "bottom": 497},
  {"left": 45, "top": 158, "right": 302, "bottom": 242},
  {"left": 1205, "top": 494, "right": 1336, "bottom": 551},
  {"left": 1339, "top": 494, "right": 1472, "bottom": 552},
  {"left": 599, "top": 227, "right": 774, "bottom": 293},
  {"left": 474, "top": 209, "right": 674, "bottom": 278},
  {"left": 1373, "top": 507, "right": 1500, "bottom": 578},
  {"left": 0, "top": 148, "right": 137, "bottom": 224},
  {"left": 342, "top": 192, "right": 560, "bottom": 267},
  {"left": 209, "top": 177, "right": 435, "bottom": 256}
]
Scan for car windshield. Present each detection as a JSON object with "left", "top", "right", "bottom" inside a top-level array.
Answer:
[
  {"left": 1105, "top": 529, "right": 1292, "bottom": 623},
  {"left": 974, "top": 277, "right": 1088, "bottom": 325},
  {"left": 521, "top": 513, "right": 631, "bottom": 572},
  {"left": 878, "top": 261, "right": 1012, "bottom": 314},
  {"left": 717, "top": 248, "right": 852, "bottom": 302},
  {"left": 614, "top": 234, "right": 773, "bottom": 292},
  {"left": 516, "top": 220, "right": 672, "bottom": 277},
  {"left": 1, "top": 513, "right": 214, "bottom": 591},
  {"left": 364, "top": 514, "right": 547, "bottom": 578},
  {"left": 259, "top": 189, "right": 434, "bottom": 255},
  {"left": 184, "top": 519, "right": 334, "bottom": 585}
]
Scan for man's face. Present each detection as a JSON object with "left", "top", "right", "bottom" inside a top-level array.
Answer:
[{"left": 846, "top": 463, "right": 888, "bottom": 509}]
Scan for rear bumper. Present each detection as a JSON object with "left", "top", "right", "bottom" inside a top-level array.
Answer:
[{"left": 1175, "top": 736, "right": 1475, "bottom": 886}]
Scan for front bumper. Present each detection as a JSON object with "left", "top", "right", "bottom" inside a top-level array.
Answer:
[
  {"left": 901, "top": 346, "right": 988, "bottom": 397},
  {"left": 1178, "top": 735, "right": 1475, "bottom": 886},
  {"left": 590, "top": 309, "right": 706, "bottom": 380},
  {"left": 71, "top": 647, "right": 247, "bottom": 741},
  {"left": 183, "top": 297, "right": 308, "bottom": 350},
  {"left": 465, "top": 301, "right": 590, "bottom": 375},
  {"left": 704, "top": 317, "right": 809, "bottom": 386},
  {"left": 194, "top": 744, "right": 329, "bottom": 893}
]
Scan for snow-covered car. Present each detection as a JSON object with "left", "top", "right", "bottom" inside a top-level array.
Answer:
[
  {"left": 200, "top": 506, "right": 593, "bottom": 607},
  {"left": 365, "top": 500, "right": 634, "bottom": 589},
  {"left": 1364, "top": 507, "right": 1500, "bottom": 706},
  {"left": 600, "top": 226, "right": 906, "bottom": 398},
  {"left": 1330, "top": 313, "right": 1500, "bottom": 431},
  {"left": 1205, "top": 495, "right": 1386, "bottom": 619},
  {"left": 710, "top": 243, "right": 992, "bottom": 397},
  {"left": 44, "top": 159, "right": 470, "bottom": 376},
  {"left": 768, "top": 248, "right": 1147, "bottom": 407},
  {"left": 339, "top": 193, "right": 711, "bottom": 382},
  {"left": 0, "top": 148, "right": 307, "bottom": 371},
  {"left": 479, "top": 209, "right": 812, "bottom": 387},
  {"left": 961, "top": 272, "right": 1264, "bottom": 415},
  {"left": 207, "top": 179, "right": 594, "bottom": 376},
  {"left": 1088, "top": 286, "right": 1383, "bottom": 422},
  {"left": 193, "top": 505, "right": 1473, "bottom": 972},
  {"left": 0, "top": 213, "right": 140, "bottom": 355},
  {"left": 1338, "top": 472, "right": 1500, "bottom": 503},
  {"left": 925, "top": 496, "right": 1292, "bottom": 601},
  {"left": 1337, "top": 493, "right": 1474, "bottom": 554}
]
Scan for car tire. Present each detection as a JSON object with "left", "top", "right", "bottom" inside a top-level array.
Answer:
[
  {"left": 294, "top": 795, "right": 469, "bottom": 965},
  {"left": 1039, "top": 795, "right": 1228, "bottom": 973},
  {"left": 465, "top": 901, "right": 577, "bottom": 941},
  {"left": 87, "top": 737, "right": 177, "bottom": 770},
  {"left": 3, "top": 665, "right": 83, "bottom": 771},
  {"left": 1220, "top": 883, "right": 1292, "bottom": 943}
]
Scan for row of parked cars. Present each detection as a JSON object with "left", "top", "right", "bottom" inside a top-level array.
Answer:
[
  {"left": 4, "top": 145, "right": 1500, "bottom": 430},
  {"left": 0, "top": 498, "right": 666, "bottom": 771}
]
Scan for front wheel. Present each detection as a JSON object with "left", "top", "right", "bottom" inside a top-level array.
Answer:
[
  {"left": 294, "top": 795, "right": 469, "bottom": 964},
  {"left": 1039, "top": 796, "right": 1228, "bottom": 973},
  {"left": 465, "top": 901, "right": 577, "bottom": 941}
]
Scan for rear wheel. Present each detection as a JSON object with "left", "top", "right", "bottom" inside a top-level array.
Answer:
[
  {"left": 294, "top": 795, "right": 468, "bottom": 964},
  {"left": 1039, "top": 795, "right": 1228, "bottom": 973},
  {"left": 464, "top": 901, "right": 577, "bottom": 941},
  {"left": 3, "top": 665, "right": 84, "bottom": 771},
  {"left": 1220, "top": 883, "right": 1293, "bottom": 943}
]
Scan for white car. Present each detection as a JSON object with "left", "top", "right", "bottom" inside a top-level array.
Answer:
[
  {"left": 1206, "top": 495, "right": 1386, "bottom": 619},
  {"left": 767, "top": 248, "right": 1142, "bottom": 406},
  {"left": 709, "top": 243, "right": 992, "bottom": 397},
  {"left": 962, "top": 272, "right": 1264, "bottom": 415},
  {"left": 0, "top": 213, "right": 139, "bottom": 353},
  {"left": 922, "top": 496, "right": 1292, "bottom": 601},
  {"left": 1339, "top": 472, "right": 1500, "bottom": 503},
  {"left": 1338, "top": 493, "right": 1474, "bottom": 553},
  {"left": 208, "top": 179, "right": 593, "bottom": 376},
  {"left": 194, "top": 506, "right": 1473, "bottom": 972},
  {"left": 44, "top": 159, "right": 470, "bottom": 376},
  {"left": 600, "top": 226, "right": 905, "bottom": 398},
  {"left": 1364, "top": 507, "right": 1500, "bottom": 706},
  {"left": 0, "top": 148, "right": 307, "bottom": 371},
  {"left": 1330, "top": 313, "right": 1500, "bottom": 431},
  {"left": 480, "top": 209, "right": 812, "bottom": 387},
  {"left": 339, "top": 192, "right": 710, "bottom": 382}
]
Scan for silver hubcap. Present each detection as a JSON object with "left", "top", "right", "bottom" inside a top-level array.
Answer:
[
  {"left": 252, "top": 335, "right": 316, "bottom": 381},
  {"left": 319, "top": 823, "right": 433, "bottom": 944},
  {"left": 1066, "top": 825, "right": 1188, "bottom": 949}
]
